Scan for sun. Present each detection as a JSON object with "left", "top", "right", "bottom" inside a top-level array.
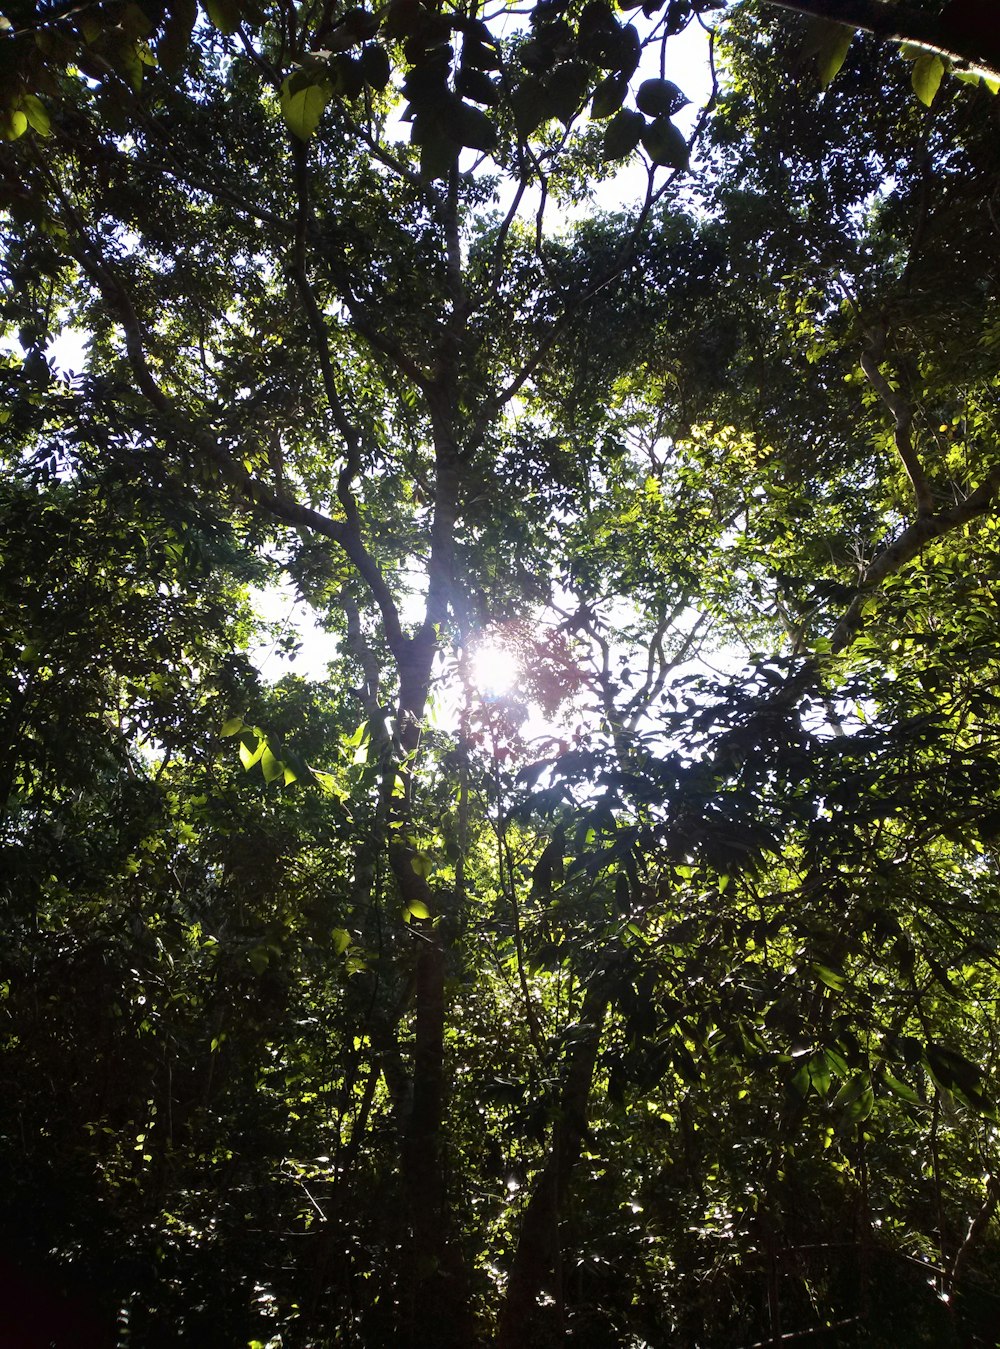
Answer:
[{"left": 470, "top": 640, "right": 521, "bottom": 698}]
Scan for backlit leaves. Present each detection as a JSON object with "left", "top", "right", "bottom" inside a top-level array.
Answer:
[
  {"left": 911, "top": 51, "right": 945, "bottom": 106},
  {"left": 280, "top": 75, "right": 332, "bottom": 140},
  {"left": 800, "top": 16, "right": 855, "bottom": 88}
]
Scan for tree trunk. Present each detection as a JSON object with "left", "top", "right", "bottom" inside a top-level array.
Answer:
[
  {"left": 496, "top": 984, "right": 608, "bottom": 1349},
  {"left": 390, "top": 657, "right": 472, "bottom": 1348}
]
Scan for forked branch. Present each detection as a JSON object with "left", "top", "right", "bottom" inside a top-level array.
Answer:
[{"left": 860, "top": 334, "right": 935, "bottom": 516}]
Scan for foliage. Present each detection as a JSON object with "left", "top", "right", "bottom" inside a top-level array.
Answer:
[{"left": 3, "top": 0, "right": 1000, "bottom": 1346}]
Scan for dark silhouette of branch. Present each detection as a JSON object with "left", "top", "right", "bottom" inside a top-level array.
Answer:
[{"left": 762, "top": 0, "right": 1000, "bottom": 79}]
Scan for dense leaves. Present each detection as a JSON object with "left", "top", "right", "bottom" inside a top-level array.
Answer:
[{"left": 3, "top": 0, "right": 1000, "bottom": 1345}]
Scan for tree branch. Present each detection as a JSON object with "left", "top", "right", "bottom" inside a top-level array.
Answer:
[
  {"left": 948, "top": 1174, "right": 1000, "bottom": 1292},
  {"left": 290, "top": 147, "right": 370, "bottom": 519},
  {"left": 830, "top": 460, "right": 1000, "bottom": 650},
  {"left": 55, "top": 213, "right": 409, "bottom": 656},
  {"left": 761, "top": 0, "right": 1000, "bottom": 79},
  {"left": 859, "top": 333, "right": 935, "bottom": 516},
  {"left": 496, "top": 978, "right": 608, "bottom": 1349}
]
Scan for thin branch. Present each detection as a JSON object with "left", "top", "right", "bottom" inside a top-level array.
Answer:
[
  {"left": 487, "top": 172, "right": 529, "bottom": 296},
  {"left": 948, "top": 1173, "right": 1000, "bottom": 1293},
  {"left": 436, "top": 162, "right": 470, "bottom": 387},
  {"left": 237, "top": 24, "right": 282, "bottom": 89},
  {"left": 860, "top": 332, "right": 935, "bottom": 515},
  {"left": 50, "top": 185, "right": 409, "bottom": 656},
  {"left": 289, "top": 145, "right": 367, "bottom": 493},
  {"left": 338, "top": 280, "right": 431, "bottom": 392},
  {"left": 472, "top": 60, "right": 714, "bottom": 445},
  {"left": 830, "top": 461, "right": 1000, "bottom": 651},
  {"left": 737, "top": 1316, "right": 862, "bottom": 1349},
  {"left": 337, "top": 108, "right": 428, "bottom": 191},
  {"left": 625, "top": 607, "right": 711, "bottom": 728}
]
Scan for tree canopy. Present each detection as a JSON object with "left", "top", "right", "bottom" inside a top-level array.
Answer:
[{"left": 3, "top": 0, "right": 1000, "bottom": 1345}]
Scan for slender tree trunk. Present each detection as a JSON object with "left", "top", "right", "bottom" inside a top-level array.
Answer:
[
  {"left": 390, "top": 656, "right": 472, "bottom": 1348},
  {"left": 496, "top": 983, "right": 608, "bottom": 1349},
  {"left": 400, "top": 929, "right": 473, "bottom": 1347}
]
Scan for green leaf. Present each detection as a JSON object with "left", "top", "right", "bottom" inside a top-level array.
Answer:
[
  {"left": 79, "top": 13, "right": 103, "bottom": 41},
  {"left": 603, "top": 108, "right": 644, "bottom": 160},
  {"left": 833, "top": 1073, "right": 873, "bottom": 1123},
  {"left": 21, "top": 96, "right": 51, "bottom": 137},
  {"left": 108, "top": 33, "right": 145, "bottom": 89},
  {"left": 418, "top": 126, "right": 459, "bottom": 180},
  {"left": 925, "top": 1042, "right": 981, "bottom": 1095},
  {"left": 360, "top": 43, "right": 392, "bottom": 90},
  {"left": 282, "top": 764, "right": 298, "bottom": 786},
  {"left": 410, "top": 851, "right": 432, "bottom": 880},
  {"left": 511, "top": 75, "right": 548, "bottom": 136},
  {"left": 545, "top": 60, "right": 589, "bottom": 125},
  {"left": 121, "top": 3, "right": 154, "bottom": 39},
  {"left": 344, "top": 721, "right": 367, "bottom": 748},
  {"left": 818, "top": 28, "right": 853, "bottom": 87},
  {"left": 461, "top": 33, "right": 499, "bottom": 71},
  {"left": 803, "top": 18, "right": 854, "bottom": 88},
  {"left": 790, "top": 1061, "right": 810, "bottom": 1096},
  {"left": 635, "top": 78, "right": 687, "bottom": 117},
  {"left": 239, "top": 734, "right": 266, "bottom": 770},
  {"left": 883, "top": 1070, "right": 921, "bottom": 1105},
  {"left": 453, "top": 100, "right": 498, "bottom": 151},
  {"left": 331, "top": 928, "right": 352, "bottom": 955},
  {"left": 456, "top": 65, "right": 499, "bottom": 106},
  {"left": 201, "top": 0, "right": 242, "bottom": 36},
  {"left": 310, "top": 768, "right": 343, "bottom": 796},
  {"left": 912, "top": 52, "right": 944, "bottom": 106},
  {"left": 808, "top": 1053, "right": 832, "bottom": 1098},
  {"left": 825, "top": 1045, "right": 850, "bottom": 1076},
  {"left": 247, "top": 946, "right": 270, "bottom": 974},
  {"left": 280, "top": 76, "right": 332, "bottom": 140},
  {"left": 591, "top": 72, "right": 627, "bottom": 120},
  {"left": 845, "top": 1085, "right": 874, "bottom": 1123},
  {"left": 641, "top": 115, "right": 688, "bottom": 170},
  {"left": 406, "top": 898, "right": 431, "bottom": 919},
  {"left": 261, "top": 745, "right": 284, "bottom": 782},
  {"left": 331, "top": 54, "right": 365, "bottom": 100},
  {"left": 220, "top": 715, "right": 244, "bottom": 737},
  {"left": 812, "top": 962, "right": 846, "bottom": 992},
  {"left": 3, "top": 110, "right": 28, "bottom": 141}
]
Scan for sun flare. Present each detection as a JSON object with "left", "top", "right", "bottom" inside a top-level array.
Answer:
[{"left": 470, "top": 640, "right": 520, "bottom": 698}]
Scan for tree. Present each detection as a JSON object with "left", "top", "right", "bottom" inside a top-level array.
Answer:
[{"left": 3, "top": 0, "right": 1000, "bottom": 1345}]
